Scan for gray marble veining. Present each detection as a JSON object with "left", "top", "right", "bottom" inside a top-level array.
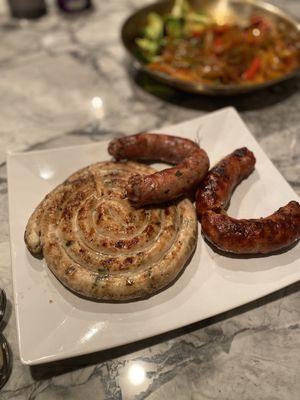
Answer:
[{"left": 0, "top": 0, "right": 299, "bottom": 399}]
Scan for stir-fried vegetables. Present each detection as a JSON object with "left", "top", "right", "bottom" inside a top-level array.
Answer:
[
  {"left": 136, "top": 0, "right": 212, "bottom": 62},
  {"left": 135, "top": 0, "right": 300, "bottom": 85}
]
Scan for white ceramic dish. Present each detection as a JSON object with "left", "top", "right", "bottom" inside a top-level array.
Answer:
[{"left": 8, "top": 107, "right": 300, "bottom": 365}]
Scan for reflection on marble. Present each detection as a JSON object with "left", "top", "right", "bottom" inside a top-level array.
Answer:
[{"left": 0, "top": 0, "right": 299, "bottom": 399}]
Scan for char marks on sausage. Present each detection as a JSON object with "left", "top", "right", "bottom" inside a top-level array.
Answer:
[
  {"left": 24, "top": 161, "right": 197, "bottom": 300},
  {"left": 108, "top": 133, "right": 209, "bottom": 206},
  {"left": 196, "top": 147, "right": 256, "bottom": 219},
  {"left": 196, "top": 148, "right": 300, "bottom": 254},
  {"left": 201, "top": 201, "right": 300, "bottom": 254}
]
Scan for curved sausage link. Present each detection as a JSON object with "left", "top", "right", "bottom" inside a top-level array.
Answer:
[
  {"left": 196, "top": 148, "right": 300, "bottom": 254},
  {"left": 201, "top": 201, "right": 300, "bottom": 254},
  {"left": 108, "top": 133, "right": 210, "bottom": 205},
  {"left": 196, "top": 147, "right": 256, "bottom": 220}
]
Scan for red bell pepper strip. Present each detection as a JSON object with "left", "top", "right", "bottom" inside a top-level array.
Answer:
[
  {"left": 243, "top": 57, "right": 261, "bottom": 80},
  {"left": 192, "top": 31, "right": 203, "bottom": 38},
  {"left": 214, "top": 37, "right": 223, "bottom": 47}
]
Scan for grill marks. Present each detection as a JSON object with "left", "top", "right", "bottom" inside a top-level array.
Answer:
[
  {"left": 196, "top": 147, "right": 256, "bottom": 219},
  {"left": 108, "top": 133, "right": 209, "bottom": 206},
  {"left": 201, "top": 202, "right": 300, "bottom": 254},
  {"left": 196, "top": 148, "right": 300, "bottom": 254},
  {"left": 25, "top": 161, "right": 197, "bottom": 300},
  {"left": 60, "top": 178, "right": 175, "bottom": 271}
]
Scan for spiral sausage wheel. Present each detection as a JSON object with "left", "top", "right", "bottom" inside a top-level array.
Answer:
[{"left": 25, "top": 162, "right": 197, "bottom": 301}]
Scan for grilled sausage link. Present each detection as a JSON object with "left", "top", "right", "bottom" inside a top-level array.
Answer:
[
  {"left": 108, "top": 133, "right": 209, "bottom": 205},
  {"left": 196, "top": 148, "right": 300, "bottom": 254},
  {"left": 196, "top": 147, "right": 256, "bottom": 219},
  {"left": 201, "top": 201, "right": 300, "bottom": 254}
]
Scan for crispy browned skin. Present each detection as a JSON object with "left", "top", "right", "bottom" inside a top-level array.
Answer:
[
  {"left": 196, "top": 148, "right": 300, "bottom": 254},
  {"left": 108, "top": 133, "right": 210, "bottom": 205},
  {"left": 201, "top": 201, "right": 300, "bottom": 254},
  {"left": 196, "top": 147, "right": 256, "bottom": 219}
]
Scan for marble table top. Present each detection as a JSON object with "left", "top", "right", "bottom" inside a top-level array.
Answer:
[{"left": 0, "top": 0, "right": 299, "bottom": 398}]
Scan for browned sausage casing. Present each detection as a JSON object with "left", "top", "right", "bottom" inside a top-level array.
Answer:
[
  {"left": 201, "top": 201, "right": 300, "bottom": 254},
  {"left": 108, "top": 133, "right": 210, "bottom": 205},
  {"left": 196, "top": 147, "right": 256, "bottom": 220},
  {"left": 196, "top": 147, "right": 300, "bottom": 254}
]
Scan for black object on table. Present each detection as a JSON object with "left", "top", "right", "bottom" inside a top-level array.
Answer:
[
  {"left": 7, "top": 0, "right": 47, "bottom": 19},
  {"left": 57, "top": 0, "right": 92, "bottom": 13},
  {"left": 0, "top": 289, "right": 11, "bottom": 390}
]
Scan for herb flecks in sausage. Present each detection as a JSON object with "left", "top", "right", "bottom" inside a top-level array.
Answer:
[
  {"left": 108, "top": 133, "right": 209, "bottom": 206},
  {"left": 24, "top": 161, "right": 198, "bottom": 301}
]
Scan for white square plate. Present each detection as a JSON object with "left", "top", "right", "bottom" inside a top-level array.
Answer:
[{"left": 8, "top": 107, "right": 300, "bottom": 365}]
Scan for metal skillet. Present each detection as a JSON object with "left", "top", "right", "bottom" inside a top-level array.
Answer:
[{"left": 121, "top": 0, "right": 300, "bottom": 95}]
